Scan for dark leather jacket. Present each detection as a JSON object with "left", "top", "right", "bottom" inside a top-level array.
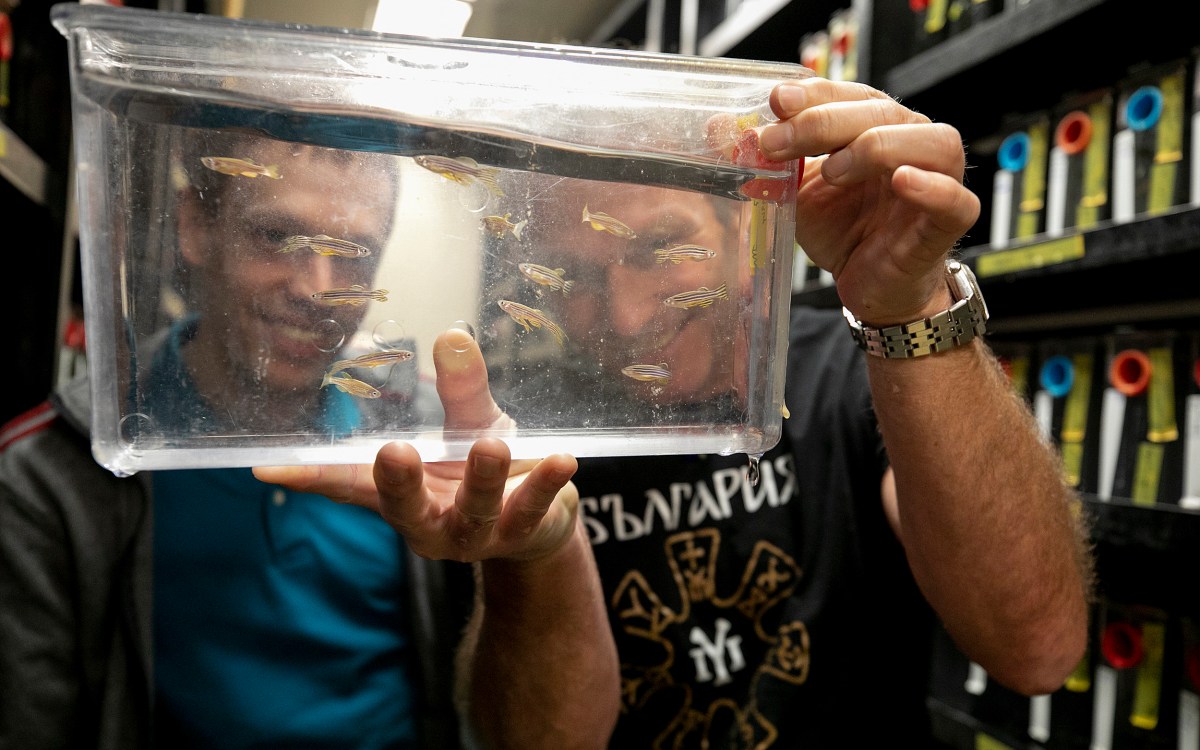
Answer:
[{"left": 0, "top": 375, "right": 468, "bottom": 750}]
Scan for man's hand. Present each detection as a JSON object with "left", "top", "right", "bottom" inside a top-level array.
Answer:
[
  {"left": 253, "top": 327, "right": 580, "bottom": 563},
  {"left": 759, "top": 77, "right": 981, "bottom": 327}
]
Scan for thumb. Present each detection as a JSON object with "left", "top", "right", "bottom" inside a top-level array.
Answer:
[{"left": 433, "top": 328, "right": 507, "bottom": 431}]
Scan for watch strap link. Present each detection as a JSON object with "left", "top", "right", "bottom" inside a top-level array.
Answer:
[{"left": 843, "top": 259, "right": 988, "bottom": 359}]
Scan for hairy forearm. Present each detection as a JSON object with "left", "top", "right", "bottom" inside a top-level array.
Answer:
[
  {"left": 868, "top": 339, "right": 1094, "bottom": 695},
  {"left": 456, "top": 521, "right": 619, "bottom": 749}
]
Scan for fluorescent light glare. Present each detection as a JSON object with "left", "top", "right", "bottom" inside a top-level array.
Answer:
[{"left": 372, "top": 0, "right": 473, "bottom": 37}]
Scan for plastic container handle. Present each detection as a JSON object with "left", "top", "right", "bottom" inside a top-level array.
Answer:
[
  {"left": 998, "top": 131, "right": 1031, "bottom": 172},
  {"left": 1125, "top": 86, "right": 1163, "bottom": 132},
  {"left": 1039, "top": 354, "right": 1075, "bottom": 398},
  {"left": 1101, "top": 620, "right": 1144, "bottom": 670},
  {"left": 1055, "top": 110, "right": 1093, "bottom": 156},
  {"left": 1109, "top": 349, "right": 1152, "bottom": 396}
]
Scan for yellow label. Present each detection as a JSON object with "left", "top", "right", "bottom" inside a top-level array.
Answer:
[
  {"left": 1065, "top": 650, "right": 1091, "bottom": 692},
  {"left": 976, "top": 234, "right": 1085, "bottom": 277},
  {"left": 0, "top": 129, "right": 6, "bottom": 159},
  {"left": 1061, "top": 353, "right": 1093, "bottom": 442},
  {"left": 1078, "top": 99, "right": 1113, "bottom": 228},
  {"left": 1015, "top": 118, "right": 1049, "bottom": 238},
  {"left": 925, "top": 0, "right": 949, "bottom": 33},
  {"left": 1147, "top": 346, "right": 1178, "bottom": 442},
  {"left": 1147, "top": 70, "right": 1185, "bottom": 214},
  {"left": 1132, "top": 441, "right": 1165, "bottom": 506},
  {"left": 1156, "top": 70, "right": 1185, "bottom": 161},
  {"left": 1130, "top": 620, "right": 1165, "bottom": 730},
  {"left": 975, "top": 733, "right": 1014, "bottom": 750},
  {"left": 1060, "top": 441, "right": 1084, "bottom": 487},
  {"left": 948, "top": 0, "right": 964, "bottom": 22},
  {"left": 1148, "top": 162, "right": 1179, "bottom": 215},
  {"left": 748, "top": 199, "right": 768, "bottom": 274}
]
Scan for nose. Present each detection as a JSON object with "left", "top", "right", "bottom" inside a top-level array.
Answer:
[
  {"left": 605, "top": 263, "right": 662, "bottom": 337},
  {"left": 294, "top": 254, "right": 338, "bottom": 299}
]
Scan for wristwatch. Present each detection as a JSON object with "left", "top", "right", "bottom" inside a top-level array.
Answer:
[{"left": 842, "top": 259, "right": 989, "bottom": 359}]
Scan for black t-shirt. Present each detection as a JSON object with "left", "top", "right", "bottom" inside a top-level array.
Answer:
[{"left": 573, "top": 306, "right": 937, "bottom": 748}]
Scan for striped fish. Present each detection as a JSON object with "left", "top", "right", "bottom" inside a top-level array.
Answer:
[
  {"left": 581, "top": 205, "right": 637, "bottom": 239},
  {"left": 414, "top": 155, "right": 504, "bottom": 197},
  {"left": 654, "top": 244, "right": 718, "bottom": 264},
  {"left": 280, "top": 234, "right": 372, "bottom": 258},
  {"left": 200, "top": 156, "right": 282, "bottom": 179},
  {"left": 311, "top": 285, "right": 389, "bottom": 306},
  {"left": 328, "top": 349, "right": 414, "bottom": 373},
  {"left": 497, "top": 299, "right": 568, "bottom": 347},
  {"left": 518, "top": 263, "right": 575, "bottom": 296},
  {"left": 621, "top": 363, "right": 672, "bottom": 383},
  {"left": 663, "top": 283, "right": 729, "bottom": 309},
  {"left": 320, "top": 371, "right": 382, "bottom": 399}
]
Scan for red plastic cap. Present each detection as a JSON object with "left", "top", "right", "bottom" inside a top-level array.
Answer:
[
  {"left": 1101, "top": 621, "right": 1144, "bottom": 669},
  {"left": 1109, "top": 349, "right": 1152, "bottom": 396}
]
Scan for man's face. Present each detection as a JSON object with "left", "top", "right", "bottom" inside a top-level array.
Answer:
[
  {"left": 521, "top": 182, "right": 744, "bottom": 404},
  {"left": 179, "top": 139, "right": 396, "bottom": 395}
]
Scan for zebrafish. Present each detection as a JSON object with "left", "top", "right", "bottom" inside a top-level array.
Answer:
[
  {"left": 328, "top": 349, "right": 415, "bottom": 373},
  {"left": 200, "top": 156, "right": 282, "bottom": 179},
  {"left": 581, "top": 205, "right": 637, "bottom": 239},
  {"left": 320, "top": 371, "right": 382, "bottom": 399},
  {"left": 279, "top": 234, "right": 372, "bottom": 258},
  {"left": 518, "top": 263, "right": 575, "bottom": 296},
  {"left": 497, "top": 300, "right": 568, "bottom": 347},
  {"left": 414, "top": 155, "right": 504, "bottom": 197},
  {"left": 482, "top": 213, "right": 528, "bottom": 240},
  {"left": 311, "top": 285, "right": 389, "bottom": 306},
  {"left": 621, "top": 363, "right": 672, "bottom": 383},
  {"left": 663, "top": 283, "right": 729, "bottom": 309},
  {"left": 654, "top": 244, "right": 718, "bottom": 264}
]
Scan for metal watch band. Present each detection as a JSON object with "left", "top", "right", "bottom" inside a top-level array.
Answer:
[{"left": 842, "top": 259, "right": 989, "bottom": 359}]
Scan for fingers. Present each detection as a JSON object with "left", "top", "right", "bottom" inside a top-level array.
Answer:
[
  {"left": 253, "top": 463, "right": 382, "bottom": 509},
  {"left": 433, "top": 327, "right": 507, "bottom": 431},
  {"left": 891, "top": 165, "right": 982, "bottom": 248},
  {"left": 449, "top": 438, "right": 511, "bottom": 550},
  {"left": 760, "top": 79, "right": 965, "bottom": 183},
  {"left": 496, "top": 453, "right": 579, "bottom": 546}
]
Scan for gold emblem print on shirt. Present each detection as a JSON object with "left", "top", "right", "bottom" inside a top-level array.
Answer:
[{"left": 611, "top": 529, "right": 809, "bottom": 749}]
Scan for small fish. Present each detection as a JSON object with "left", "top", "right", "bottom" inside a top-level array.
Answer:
[
  {"left": 497, "top": 299, "right": 568, "bottom": 347},
  {"left": 482, "top": 213, "right": 528, "bottom": 240},
  {"left": 518, "top": 263, "right": 575, "bottom": 296},
  {"left": 622, "top": 363, "right": 672, "bottom": 384},
  {"left": 328, "top": 349, "right": 415, "bottom": 373},
  {"left": 654, "top": 244, "right": 718, "bottom": 264},
  {"left": 279, "top": 234, "right": 372, "bottom": 258},
  {"left": 200, "top": 156, "right": 282, "bottom": 180},
  {"left": 311, "top": 285, "right": 389, "bottom": 306},
  {"left": 581, "top": 205, "right": 638, "bottom": 239},
  {"left": 321, "top": 371, "right": 382, "bottom": 399},
  {"left": 663, "top": 283, "right": 729, "bottom": 309},
  {"left": 414, "top": 155, "right": 504, "bottom": 197}
]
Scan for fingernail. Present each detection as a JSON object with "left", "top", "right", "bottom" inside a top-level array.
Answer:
[
  {"left": 775, "top": 83, "right": 805, "bottom": 114},
  {"left": 473, "top": 454, "right": 505, "bottom": 479},
  {"left": 759, "top": 123, "right": 791, "bottom": 154},
  {"left": 824, "top": 148, "right": 851, "bottom": 180}
]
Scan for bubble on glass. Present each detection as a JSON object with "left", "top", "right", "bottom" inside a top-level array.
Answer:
[
  {"left": 119, "top": 413, "right": 153, "bottom": 445},
  {"left": 371, "top": 319, "right": 408, "bottom": 349},
  {"left": 457, "top": 184, "right": 491, "bottom": 213},
  {"left": 312, "top": 319, "right": 346, "bottom": 353},
  {"left": 447, "top": 320, "right": 477, "bottom": 352}
]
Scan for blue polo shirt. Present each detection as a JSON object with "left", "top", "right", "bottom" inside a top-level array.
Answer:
[{"left": 149, "top": 320, "right": 414, "bottom": 747}]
